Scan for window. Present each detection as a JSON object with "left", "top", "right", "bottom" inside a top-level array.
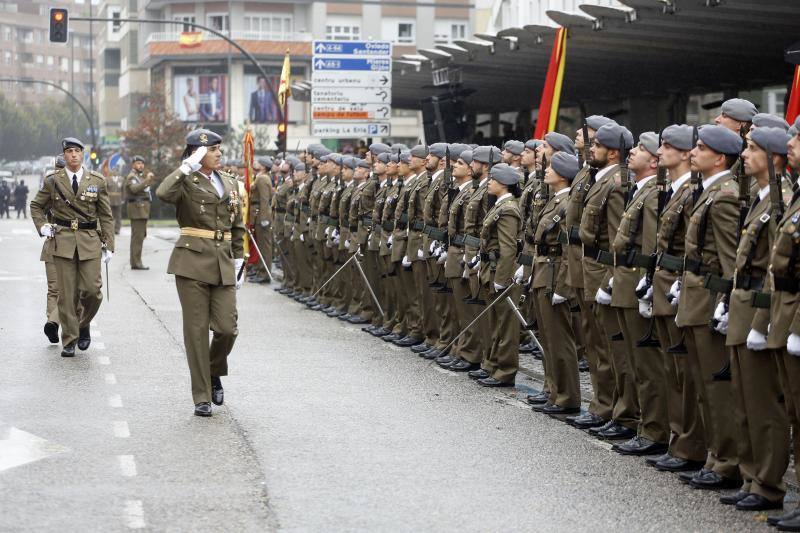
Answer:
[
  {"left": 84, "top": 59, "right": 93, "bottom": 71},
  {"left": 3, "top": 50, "right": 10, "bottom": 65},
  {"left": 207, "top": 14, "right": 229, "bottom": 32},
  {"left": 398, "top": 23, "right": 414, "bottom": 43},
  {"left": 20, "top": 28, "right": 33, "bottom": 43},
  {"left": 73, "top": 59, "right": 81, "bottom": 73},
  {"left": 60, "top": 57, "right": 69, "bottom": 72},
  {"left": 434, "top": 21, "right": 466, "bottom": 44},
  {"left": 1, "top": 25, "right": 10, "bottom": 41},
  {"left": 173, "top": 15, "right": 196, "bottom": 33},
  {"left": 47, "top": 55, "right": 54, "bottom": 66},
  {"left": 0, "top": 2, "right": 18, "bottom": 13},
  {"left": 20, "top": 52, "right": 32, "bottom": 64},
  {"left": 35, "top": 54, "right": 43, "bottom": 65},
  {"left": 243, "top": 14, "right": 293, "bottom": 38},
  {"left": 382, "top": 19, "right": 415, "bottom": 45},
  {"left": 325, "top": 16, "right": 360, "bottom": 41},
  {"left": 110, "top": 8, "right": 122, "bottom": 34},
  {"left": 60, "top": 80, "right": 68, "bottom": 90}
]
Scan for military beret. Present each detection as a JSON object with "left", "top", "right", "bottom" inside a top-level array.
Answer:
[
  {"left": 233, "top": 159, "right": 245, "bottom": 167},
  {"left": 790, "top": 124, "right": 798, "bottom": 137},
  {"left": 356, "top": 159, "right": 370, "bottom": 169},
  {"left": 721, "top": 98, "right": 757, "bottom": 122},
  {"left": 55, "top": 155, "right": 66, "bottom": 169},
  {"left": 185, "top": 128, "right": 222, "bottom": 147},
  {"left": 472, "top": 145, "right": 502, "bottom": 164},
  {"left": 639, "top": 132, "right": 660, "bottom": 156},
  {"left": 524, "top": 139, "right": 541, "bottom": 152},
  {"left": 550, "top": 152, "right": 580, "bottom": 181},
  {"left": 752, "top": 113, "right": 789, "bottom": 131},
  {"left": 448, "top": 144, "right": 469, "bottom": 160},
  {"left": 294, "top": 162, "right": 306, "bottom": 172},
  {"left": 661, "top": 124, "right": 695, "bottom": 151},
  {"left": 391, "top": 143, "right": 409, "bottom": 152},
  {"left": 377, "top": 153, "right": 391, "bottom": 164},
  {"left": 132, "top": 155, "right": 145, "bottom": 163},
  {"left": 329, "top": 153, "right": 343, "bottom": 166},
  {"left": 489, "top": 163, "right": 521, "bottom": 186},
  {"left": 62, "top": 137, "right": 85, "bottom": 151},
  {"left": 314, "top": 146, "right": 332, "bottom": 159},
  {"left": 342, "top": 156, "right": 358, "bottom": 170},
  {"left": 388, "top": 153, "right": 400, "bottom": 164},
  {"left": 257, "top": 156, "right": 274, "bottom": 168},
  {"left": 585, "top": 115, "right": 616, "bottom": 131},
  {"left": 285, "top": 156, "right": 302, "bottom": 167},
  {"left": 276, "top": 152, "right": 286, "bottom": 159},
  {"left": 306, "top": 143, "right": 324, "bottom": 153},
  {"left": 698, "top": 124, "right": 743, "bottom": 155},
  {"left": 428, "top": 143, "right": 448, "bottom": 158},
  {"left": 544, "top": 132, "right": 576, "bottom": 155},
  {"left": 410, "top": 144, "right": 428, "bottom": 158},
  {"left": 459, "top": 149, "right": 473, "bottom": 164},
  {"left": 503, "top": 140, "right": 525, "bottom": 155},
  {"left": 750, "top": 126, "right": 790, "bottom": 156},
  {"left": 595, "top": 123, "right": 634, "bottom": 151},
  {"left": 369, "top": 142, "right": 392, "bottom": 155},
  {"left": 399, "top": 150, "right": 412, "bottom": 164}
]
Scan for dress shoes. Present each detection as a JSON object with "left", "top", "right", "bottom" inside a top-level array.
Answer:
[
  {"left": 578, "top": 358, "right": 590, "bottom": 372},
  {"left": 329, "top": 310, "right": 346, "bottom": 318},
  {"left": 194, "top": 402, "right": 212, "bottom": 417},
  {"left": 645, "top": 453, "right": 671, "bottom": 467},
  {"left": 77, "top": 326, "right": 91, "bottom": 351},
  {"left": 434, "top": 352, "right": 454, "bottom": 364},
  {"left": 211, "top": 376, "right": 224, "bottom": 406},
  {"left": 382, "top": 333, "right": 402, "bottom": 342},
  {"left": 596, "top": 423, "right": 635, "bottom": 440},
  {"left": 131, "top": 264, "right": 150, "bottom": 270},
  {"left": 411, "top": 343, "right": 433, "bottom": 353},
  {"left": 372, "top": 328, "right": 391, "bottom": 337},
  {"left": 531, "top": 402, "right": 552, "bottom": 413},
  {"left": 477, "top": 377, "right": 514, "bottom": 388},
  {"left": 362, "top": 325, "right": 378, "bottom": 334},
  {"left": 567, "top": 412, "right": 606, "bottom": 429},
  {"left": 44, "top": 321, "right": 59, "bottom": 344},
  {"left": 305, "top": 299, "right": 319, "bottom": 307},
  {"left": 588, "top": 420, "right": 615, "bottom": 436},
  {"left": 347, "top": 315, "right": 367, "bottom": 324},
  {"left": 779, "top": 514, "right": 800, "bottom": 532},
  {"left": 519, "top": 342, "right": 535, "bottom": 353},
  {"left": 678, "top": 469, "right": 708, "bottom": 483},
  {"left": 689, "top": 470, "right": 740, "bottom": 490},
  {"left": 719, "top": 491, "right": 750, "bottom": 506},
  {"left": 656, "top": 457, "right": 705, "bottom": 473},
  {"left": 468, "top": 368, "right": 490, "bottom": 380},
  {"left": 394, "top": 336, "right": 424, "bottom": 347},
  {"left": 612, "top": 436, "right": 667, "bottom": 456},
  {"left": 526, "top": 391, "right": 550, "bottom": 405},
  {"left": 449, "top": 359, "right": 479, "bottom": 372},
  {"left": 60, "top": 341, "right": 76, "bottom": 357},
  {"left": 736, "top": 494, "right": 782, "bottom": 511},
  {"left": 768, "top": 507, "right": 800, "bottom": 526},
  {"left": 541, "top": 404, "right": 580, "bottom": 416},
  {"left": 420, "top": 349, "right": 441, "bottom": 360},
  {"left": 310, "top": 304, "right": 325, "bottom": 311},
  {"left": 336, "top": 313, "right": 352, "bottom": 320},
  {"left": 532, "top": 349, "right": 543, "bottom": 361}
]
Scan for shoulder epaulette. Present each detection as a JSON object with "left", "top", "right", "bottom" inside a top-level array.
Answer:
[{"left": 90, "top": 170, "right": 106, "bottom": 180}]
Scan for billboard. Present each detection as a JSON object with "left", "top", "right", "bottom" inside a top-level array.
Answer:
[
  {"left": 243, "top": 74, "right": 281, "bottom": 124},
  {"left": 174, "top": 74, "right": 227, "bottom": 123}
]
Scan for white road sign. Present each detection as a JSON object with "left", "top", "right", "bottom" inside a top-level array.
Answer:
[
  {"left": 312, "top": 103, "right": 391, "bottom": 121},
  {"left": 311, "top": 71, "right": 391, "bottom": 88},
  {"left": 312, "top": 122, "right": 392, "bottom": 138},
  {"left": 311, "top": 87, "right": 391, "bottom": 104}
]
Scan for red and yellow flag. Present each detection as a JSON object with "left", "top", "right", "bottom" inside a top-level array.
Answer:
[
  {"left": 785, "top": 65, "right": 800, "bottom": 126},
  {"left": 278, "top": 50, "right": 291, "bottom": 108},
  {"left": 178, "top": 31, "right": 203, "bottom": 48},
  {"left": 242, "top": 129, "right": 256, "bottom": 264},
  {"left": 533, "top": 27, "right": 568, "bottom": 139}
]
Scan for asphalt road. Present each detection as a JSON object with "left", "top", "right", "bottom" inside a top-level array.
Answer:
[{"left": 0, "top": 215, "right": 784, "bottom": 531}]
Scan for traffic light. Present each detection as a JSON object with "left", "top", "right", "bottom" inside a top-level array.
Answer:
[
  {"left": 49, "top": 8, "right": 69, "bottom": 43},
  {"left": 277, "top": 122, "right": 286, "bottom": 151}
]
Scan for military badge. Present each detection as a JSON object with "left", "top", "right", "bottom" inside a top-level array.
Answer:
[{"left": 199, "top": 132, "right": 208, "bottom": 145}]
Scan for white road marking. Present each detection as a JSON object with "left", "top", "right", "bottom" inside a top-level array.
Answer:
[
  {"left": 93, "top": 330, "right": 102, "bottom": 338},
  {"left": 117, "top": 455, "right": 137, "bottom": 477},
  {"left": 0, "top": 425, "right": 69, "bottom": 473},
  {"left": 113, "top": 421, "right": 130, "bottom": 438},
  {"left": 0, "top": 277, "right": 25, "bottom": 282},
  {"left": 108, "top": 394, "right": 123, "bottom": 408},
  {"left": 123, "top": 500, "right": 146, "bottom": 529},
  {"left": 94, "top": 342, "right": 106, "bottom": 350},
  {"left": 12, "top": 228, "right": 33, "bottom": 235},
  {"left": 97, "top": 356, "right": 110, "bottom": 365},
  {"left": 91, "top": 320, "right": 98, "bottom": 327},
  {"left": 105, "top": 373, "right": 117, "bottom": 384}
]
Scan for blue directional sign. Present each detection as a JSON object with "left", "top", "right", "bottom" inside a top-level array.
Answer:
[
  {"left": 312, "top": 57, "right": 391, "bottom": 72},
  {"left": 313, "top": 41, "right": 392, "bottom": 57}
]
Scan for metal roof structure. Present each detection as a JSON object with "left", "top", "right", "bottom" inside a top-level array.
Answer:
[{"left": 296, "top": 0, "right": 800, "bottom": 113}]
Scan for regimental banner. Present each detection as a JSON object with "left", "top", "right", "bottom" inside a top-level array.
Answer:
[{"left": 311, "top": 40, "right": 392, "bottom": 139}]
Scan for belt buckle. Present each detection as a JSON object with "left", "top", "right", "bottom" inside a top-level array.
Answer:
[
  {"left": 214, "top": 229, "right": 223, "bottom": 241},
  {"left": 70, "top": 219, "right": 78, "bottom": 230}
]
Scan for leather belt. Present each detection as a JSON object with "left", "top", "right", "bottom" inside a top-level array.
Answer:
[
  {"left": 427, "top": 227, "right": 447, "bottom": 241},
  {"left": 733, "top": 273, "right": 763, "bottom": 291},
  {"left": 684, "top": 257, "right": 711, "bottom": 276},
  {"left": 180, "top": 227, "right": 231, "bottom": 241},
  {"left": 626, "top": 251, "right": 655, "bottom": 269},
  {"left": 517, "top": 253, "right": 533, "bottom": 266},
  {"left": 479, "top": 251, "right": 499, "bottom": 262},
  {"left": 656, "top": 252, "right": 684, "bottom": 273},
  {"left": 774, "top": 275, "right": 800, "bottom": 294},
  {"left": 750, "top": 291, "right": 771, "bottom": 308},
  {"left": 382, "top": 220, "right": 395, "bottom": 231},
  {"left": 360, "top": 216, "right": 373, "bottom": 226},
  {"left": 54, "top": 217, "right": 97, "bottom": 230},
  {"left": 452, "top": 234, "right": 466, "bottom": 247},
  {"left": 704, "top": 274, "right": 733, "bottom": 294},
  {"left": 596, "top": 250, "right": 614, "bottom": 266},
  {"left": 567, "top": 225, "right": 582, "bottom": 245},
  {"left": 463, "top": 235, "right": 481, "bottom": 248},
  {"left": 410, "top": 219, "right": 425, "bottom": 231},
  {"left": 537, "top": 244, "right": 563, "bottom": 256},
  {"left": 127, "top": 198, "right": 150, "bottom": 203}
]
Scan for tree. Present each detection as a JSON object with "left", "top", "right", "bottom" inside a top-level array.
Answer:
[{"left": 222, "top": 123, "right": 275, "bottom": 162}]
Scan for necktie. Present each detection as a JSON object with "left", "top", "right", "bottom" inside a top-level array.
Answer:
[
  {"left": 72, "top": 174, "right": 78, "bottom": 194},
  {"left": 748, "top": 194, "right": 761, "bottom": 216},
  {"left": 692, "top": 182, "right": 704, "bottom": 204},
  {"left": 790, "top": 189, "right": 800, "bottom": 209},
  {"left": 663, "top": 188, "right": 673, "bottom": 206}
]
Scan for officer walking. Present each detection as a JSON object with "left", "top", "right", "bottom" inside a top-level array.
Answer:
[{"left": 125, "top": 156, "right": 157, "bottom": 270}]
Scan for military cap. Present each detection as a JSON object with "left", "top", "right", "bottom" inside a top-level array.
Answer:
[
  {"left": 377, "top": 152, "right": 392, "bottom": 164},
  {"left": 294, "top": 162, "right": 307, "bottom": 172},
  {"left": 595, "top": 123, "right": 634, "bottom": 151},
  {"left": 459, "top": 149, "right": 473, "bottom": 164},
  {"left": 472, "top": 145, "right": 502, "bottom": 164},
  {"left": 428, "top": 143, "right": 448, "bottom": 158},
  {"left": 185, "top": 128, "right": 222, "bottom": 147},
  {"left": 585, "top": 115, "right": 615, "bottom": 131},
  {"left": 132, "top": 155, "right": 145, "bottom": 163},
  {"left": 329, "top": 153, "right": 343, "bottom": 166},
  {"left": 544, "top": 132, "right": 576, "bottom": 155},
  {"left": 369, "top": 142, "right": 392, "bottom": 155},
  {"left": 750, "top": 126, "right": 790, "bottom": 155},
  {"left": 752, "top": 113, "right": 789, "bottom": 131},
  {"left": 721, "top": 98, "right": 757, "bottom": 122},
  {"left": 550, "top": 152, "right": 580, "bottom": 181},
  {"left": 661, "top": 124, "right": 695, "bottom": 151},
  {"left": 391, "top": 143, "right": 409, "bottom": 152},
  {"left": 62, "top": 137, "right": 85, "bottom": 151},
  {"left": 789, "top": 124, "right": 798, "bottom": 137},
  {"left": 356, "top": 159, "right": 370, "bottom": 169},
  {"left": 257, "top": 156, "right": 274, "bottom": 168},
  {"left": 285, "top": 155, "right": 302, "bottom": 167},
  {"left": 399, "top": 150, "right": 412, "bottom": 164},
  {"left": 503, "top": 140, "right": 525, "bottom": 155},
  {"left": 698, "top": 124, "right": 743, "bottom": 155},
  {"left": 55, "top": 155, "right": 66, "bottom": 169},
  {"left": 489, "top": 163, "right": 521, "bottom": 186},
  {"left": 524, "top": 139, "right": 541, "bottom": 152},
  {"left": 639, "top": 132, "right": 660, "bottom": 156},
  {"left": 448, "top": 143, "right": 469, "bottom": 160},
  {"left": 410, "top": 144, "right": 428, "bottom": 158},
  {"left": 342, "top": 156, "right": 358, "bottom": 170},
  {"left": 313, "top": 146, "right": 332, "bottom": 159},
  {"left": 277, "top": 152, "right": 286, "bottom": 159}
]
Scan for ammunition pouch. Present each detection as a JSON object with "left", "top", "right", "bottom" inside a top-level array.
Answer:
[
  {"left": 479, "top": 251, "right": 499, "bottom": 262},
  {"left": 627, "top": 251, "right": 656, "bottom": 270},
  {"left": 382, "top": 220, "right": 395, "bottom": 232},
  {"left": 684, "top": 257, "right": 711, "bottom": 276},
  {"left": 567, "top": 225, "right": 582, "bottom": 245},
  {"left": 733, "top": 273, "right": 763, "bottom": 291},
  {"left": 410, "top": 219, "right": 425, "bottom": 231},
  {"left": 427, "top": 227, "right": 447, "bottom": 241},
  {"left": 595, "top": 249, "right": 614, "bottom": 266},
  {"left": 452, "top": 234, "right": 466, "bottom": 247}
]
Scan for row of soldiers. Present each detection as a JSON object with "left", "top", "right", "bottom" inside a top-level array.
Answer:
[{"left": 249, "top": 98, "right": 800, "bottom": 527}]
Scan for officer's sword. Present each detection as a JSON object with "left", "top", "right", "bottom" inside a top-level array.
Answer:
[
  {"left": 353, "top": 252, "right": 385, "bottom": 318},
  {"left": 310, "top": 253, "right": 356, "bottom": 299},
  {"left": 105, "top": 262, "right": 110, "bottom": 301},
  {"left": 274, "top": 238, "right": 296, "bottom": 278},
  {"left": 439, "top": 283, "right": 516, "bottom": 355},
  {"left": 244, "top": 226, "right": 274, "bottom": 282},
  {"left": 505, "top": 296, "right": 545, "bottom": 354}
]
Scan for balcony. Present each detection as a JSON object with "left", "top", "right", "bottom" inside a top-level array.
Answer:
[{"left": 145, "top": 30, "right": 313, "bottom": 45}]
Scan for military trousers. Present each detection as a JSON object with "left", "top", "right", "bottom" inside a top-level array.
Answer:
[
  {"left": 428, "top": 259, "right": 456, "bottom": 352},
  {"left": 175, "top": 276, "right": 237, "bottom": 405},
  {"left": 654, "top": 316, "right": 706, "bottom": 462},
  {"left": 450, "top": 276, "right": 487, "bottom": 364},
  {"left": 129, "top": 218, "right": 148, "bottom": 268},
  {"left": 111, "top": 205, "right": 122, "bottom": 235},
  {"left": 402, "top": 263, "right": 423, "bottom": 338},
  {"left": 535, "top": 288, "right": 581, "bottom": 408},
  {"left": 597, "top": 303, "right": 639, "bottom": 429},
  {"left": 253, "top": 224, "right": 273, "bottom": 279},
  {"left": 53, "top": 252, "right": 102, "bottom": 347},
  {"left": 358, "top": 250, "right": 380, "bottom": 322},
  {"left": 390, "top": 261, "right": 409, "bottom": 335},
  {"left": 731, "top": 345, "right": 788, "bottom": 502},
  {"left": 44, "top": 259, "right": 60, "bottom": 324},
  {"left": 579, "top": 291, "right": 614, "bottom": 420},
  {"left": 412, "top": 259, "right": 436, "bottom": 345},
  {"left": 778, "top": 349, "right": 800, "bottom": 484},
  {"left": 291, "top": 238, "right": 310, "bottom": 294},
  {"left": 379, "top": 255, "right": 398, "bottom": 331},
  {"left": 482, "top": 283, "right": 520, "bottom": 384}
]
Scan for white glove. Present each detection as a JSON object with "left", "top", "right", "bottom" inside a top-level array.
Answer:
[
  {"left": 713, "top": 302, "right": 729, "bottom": 335},
  {"left": 747, "top": 329, "right": 768, "bottom": 351},
  {"left": 430, "top": 240, "right": 438, "bottom": 254},
  {"left": 102, "top": 249, "right": 113, "bottom": 264},
  {"left": 387, "top": 235, "right": 393, "bottom": 246},
  {"left": 493, "top": 282, "right": 505, "bottom": 292},
  {"left": 513, "top": 265, "right": 525, "bottom": 284},
  {"left": 299, "top": 233, "right": 305, "bottom": 242},
  {"left": 324, "top": 226, "right": 331, "bottom": 237},
  {"left": 551, "top": 293, "right": 567, "bottom": 305},
  {"left": 306, "top": 217, "right": 311, "bottom": 225},
  {"left": 638, "top": 300, "right": 653, "bottom": 318},
  {"left": 402, "top": 255, "right": 411, "bottom": 268},
  {"left": 40, "top": 223, "right": 54, "bottom": 238},
  {"left": 333, "top": 234, "right": 340, "bottom": 245},
  {"left": 234, "top": 258, "right": 244, "bottom": 290},
  {"left": 668, "top": 279, "right": 681, "bottom": 306},
  {"left": 635, "top": 277, "right": 648, "bottom": 293},
  {"left": 595, "top": 287, "right": 612, "bottom": 305},
  {"left": 417, "top": 248, "right": 424, "bottom": 259},
  {"left": 608, "top": 277, "right": 614, "bottom": 288},
  {"left": 788, "top": 333, "right": 800, "bottom": 356},
  {"left": 471, "top": 260, "right": 481, "bottom": 272},
  {"left": 437, "top": 252, "right": 447, "bottom": 265},
  {"left": 179, "top": 146, "right": 207, "bottom": 175},
  {"left": 260, "top": 220, "right": 270, "bottom": 228},
  {"left": 344, "top": 239, "right": 350, "bottom": 249}
]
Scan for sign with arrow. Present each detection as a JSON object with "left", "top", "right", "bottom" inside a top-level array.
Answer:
[{"left": 312, "top": 40, "right": 392, "bottom": 139}]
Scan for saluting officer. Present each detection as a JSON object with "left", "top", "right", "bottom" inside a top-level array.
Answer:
[
  {"left": 155, "top": 129, "right": 245, "bottom": 417},
  {"left": 125, "top": 155, "right": 158, "bottom": 270},
  {"left": 30, "top": 137, "right": 115, "bottom": 357}
]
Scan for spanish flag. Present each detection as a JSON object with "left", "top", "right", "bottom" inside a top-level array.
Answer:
[
  {"left": 533, "top": 27, "right": 568, "bottom": 139},
  {"left": 242, "top": 128, "right": 257, "bottom": 265},
  {"left": 785, "top": 65, "right": 800, "bottom": 126},
  {"left": 278, "top": 50, "right": 291, "bottom": 108},
  {"left": 178, "top": 31, "right": 203, "bottom": 48}
]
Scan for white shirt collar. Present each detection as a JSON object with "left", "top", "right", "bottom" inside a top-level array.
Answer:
[
  {"left": 496, "top": 192, "right": 512, "bottom": 203},
  {"left": 671, "top": 171, "right": 692, "bottom": 192},
  {"left": 554, "top": 186, "right": 570, "bottom": 197},
  {"left": 66, "top": 166, "right": 84, "bottom": 181},
  {"left": 432, "top": 169, "right": 444, "bottom": 180},
  {"left": 458, "top": 180, "right": 472, "bottom": 191},
  {"left": 595, "top": 163, "right": 617, "bottom": 182},
  {"left": 757, "top": 183, "right": 770, "bottom": 202},
  {"left": 634, "top": 174, "right": 656, "bottom": 194},
  {"left": 298, "top": 182, "right": 306, "bottom": 191},
  {"left": 198, "top": 169, "right": 225, "bottom": 197},
  {"left": 478, "top": 176, "right": 489, "bottom": 188},
  {"left": 701, "top": 170, "right": 729, "bottom": 189}
]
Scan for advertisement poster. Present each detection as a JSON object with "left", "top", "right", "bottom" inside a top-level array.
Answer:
[
  {"left": 174, "top": 74, "right": 227, "bottom": 123},
  {"left": 243, "top": 74, "right": 281, "bottom": 124}
]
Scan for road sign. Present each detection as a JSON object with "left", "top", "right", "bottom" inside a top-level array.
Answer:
[
  {"left": 311, "top": 87, "right": 391, "bottom": 104},
  {"left": 312, "top": 122, "right": 391, "bottom": 138},
  {"left": 311, "top": 40, "right": 392, "bottom": 138}
]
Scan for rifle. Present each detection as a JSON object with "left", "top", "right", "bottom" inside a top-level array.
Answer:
[
  {"left": 540, "top": 153, "right": 550, "bottom": 204},
  {"left": 579, "top": 102, "right": 591, "bottom": 165},
  {"left": 445, "top": 146, "right": 457, "bottom": 205},
  {"left": 690, "top": 125, "right": 701, "bottom": 200},
  {"left": 619, "top": 133, "right": 632, "bottom": 205},
  {"left": 767, "top": 148, "right": 784, "bottom": 222},
  {"left": 736, "top": 124, "right": 751, "bottom": 229}
]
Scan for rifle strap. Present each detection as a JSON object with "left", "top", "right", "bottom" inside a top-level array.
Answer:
[{"left": 51, "top": 177, "right": 92, "bottom": 220}]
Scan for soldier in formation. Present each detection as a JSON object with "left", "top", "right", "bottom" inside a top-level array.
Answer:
[{"left": 125, "top": 156, "right": 158, "bottom": 270}]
